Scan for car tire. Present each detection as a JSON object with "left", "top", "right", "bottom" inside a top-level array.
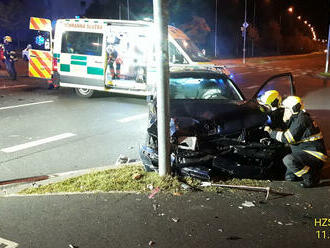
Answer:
[{"left": 75, "top": 88, "right": 95, "bottom": 98}]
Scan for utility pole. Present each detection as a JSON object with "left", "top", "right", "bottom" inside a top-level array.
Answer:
[
  {"left": 153, "top": 0, "right": 170, "bottom": 176},
  {"left": 243, "top": 0, "right": 247, "bottom": 64},
  {"left": 215, "top": 0, "right": 218, "bottom": 57},
  {"left": 127, "top": 0, "right": 130, "bottom": 20},
  {"left": 251, "top": 0, "right": 255, "bottom": 57},
  {"left": 325, "top": 24, "right": 330, "bottom": 73}
]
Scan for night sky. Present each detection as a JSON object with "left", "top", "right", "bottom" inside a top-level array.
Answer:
[
  {"left": 0, "top": 0, "right": 328, "bottom": 38},
  {"left": 287, "top": 0, "right": 330, "bottom": 38}
]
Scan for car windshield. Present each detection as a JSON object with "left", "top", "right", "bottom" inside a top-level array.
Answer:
[
  {"left": 170, "top": 74, "right": 243, "bottom": 101},
  {"left": 175, "top": 39, "right": 210, "bottom": 62}
]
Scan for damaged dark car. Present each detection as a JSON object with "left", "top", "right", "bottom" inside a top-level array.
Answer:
[{"left": 140, "top": 67, "right": 296, "bottom": 180}]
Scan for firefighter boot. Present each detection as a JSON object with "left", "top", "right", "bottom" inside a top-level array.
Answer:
[
  {"left": 285, "top": 170, "right": 300, "bottom": 182},
  {"left": 300, "top": 168, "right": 320, "bottom": 188}
]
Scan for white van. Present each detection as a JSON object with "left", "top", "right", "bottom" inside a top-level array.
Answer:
[{"left": 28, "top": 17, "right": 229, "bottom": 97}]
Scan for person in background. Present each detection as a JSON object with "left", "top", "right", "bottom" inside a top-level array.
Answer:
[{"left": 3, "top": 36, "right": 17, "bottom": 80}]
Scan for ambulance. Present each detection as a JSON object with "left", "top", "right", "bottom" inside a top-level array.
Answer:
[{"left": 28, "top": 17, "right": 229, "bottom": 97}]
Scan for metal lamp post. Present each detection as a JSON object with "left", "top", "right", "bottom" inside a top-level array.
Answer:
[
  {"left": 325, "top": 24, "right": 330, "bottom": 73},
  {"left": 153, "top": 0, "right": 170, "bottom": 176},
  {"left": 215, "top": 0, "right": 218, "bottom": 57},
  {"left": 242, "top": 0, "right": 247, "bottom": 64}
]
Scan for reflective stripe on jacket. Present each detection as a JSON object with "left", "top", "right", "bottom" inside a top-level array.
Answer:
[{"left": 270, "top": 110, "right": 327, "bottom": 161}]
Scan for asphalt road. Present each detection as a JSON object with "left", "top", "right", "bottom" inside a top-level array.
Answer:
[
  {"left": 0, "top": 69, "right": 148, "bottom": 181},
  {"left": 1, "top": 182, "right": 330, "bottom": 248},
  {"left": 0, "top": 53, "right": 329, "bottom": 182}
]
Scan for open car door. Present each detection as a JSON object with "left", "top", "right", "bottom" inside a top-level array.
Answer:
[
  {"left": 252, "top": 73, "right": 296, "bottom": 100},
  {"left": 28, "top": 17, "right": 52, "bottom": 79}
]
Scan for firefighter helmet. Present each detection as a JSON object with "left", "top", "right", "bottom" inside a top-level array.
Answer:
[
  {"left": 3, "top": 36, "right": 12, "bottom": 43},
  {"left": 282, "top": 96, "right": 304, "bottom": 114},
  {"left": 258, "top": 90, "right": 282, "bottom": 110}
]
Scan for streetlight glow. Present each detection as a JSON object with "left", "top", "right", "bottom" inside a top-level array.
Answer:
[
  {"left": 297, "top": 16, "right": 301, "bottom": 20},
  {"left": 288, "top": 7, "right": 293, "bottom": 13},
  {"left": 304, "top": 20, "right": 308, "bottom": 24}
]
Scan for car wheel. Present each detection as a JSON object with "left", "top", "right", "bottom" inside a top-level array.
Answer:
[{"left": 75, "top": 88, "right": 95, "bottom": 98}]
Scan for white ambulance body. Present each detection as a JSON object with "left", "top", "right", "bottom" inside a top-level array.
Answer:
[{"left": 29, "top": 17, "right": 229, "bottom": 97}]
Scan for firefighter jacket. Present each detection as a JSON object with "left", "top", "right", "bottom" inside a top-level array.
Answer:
[
  {"left": 269, "top": 110, "right": 327, "bottom": 162},
  {"left": 3, "top": 43, "right": 17, "bottom": 62}
]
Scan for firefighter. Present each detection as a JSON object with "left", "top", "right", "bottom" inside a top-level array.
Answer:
[
  {"left": 258, "top": 90, "right": 286, "bottom": 130},
  {"left": 106, "top": 37, "right": 122, "bottom": 80},
  {"left": 3, "top": 36, "right": 17, "bottom": 80},
  {"left": 264, "top": 96, "right": 327, "bottom": 188}
]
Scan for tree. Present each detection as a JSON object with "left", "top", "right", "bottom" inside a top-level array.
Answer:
[
  {"left": 248, "top": 25, "right": 260, "bottom": 56},
  {"left": 260, "top": 20, "right": 281, "bottom": 54},
  {"left": 179, "top": 16, "right": 211, "bottom": 47},
  {"left": 0, "top": 0, "right": 25, "bottom": 32}
]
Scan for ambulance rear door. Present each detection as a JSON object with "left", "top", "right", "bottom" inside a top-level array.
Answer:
[
  {"left": 28, "top": 17, "right": 53, "bottom": 79},
  {"left": 54, "top": 19, "right": 106, "bottom": 88}
]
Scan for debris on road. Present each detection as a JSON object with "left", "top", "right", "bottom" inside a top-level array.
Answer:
[
  {"left": 201, "top": 182, "right": 293, "bottom": 200},
  {"left": 132, "top": 173, "right": 143, "bottom": 180},
  {"left": 116, "top": 154, "right": 128, "bottom": 165},
  {"left": 242, "top": 201, "right": 255, "bottom": 208},
  {"left": 171, "top": 217, "right": 180, "bottom": 223},
  {"left": 148, "top": 241, "right": 155, "bottom": 246},
  {"left": 181, "top": 183, "right": 191, "bottom": 190},
  {"left": 148, "top": 187, "right": 160, "bottom": 199}
]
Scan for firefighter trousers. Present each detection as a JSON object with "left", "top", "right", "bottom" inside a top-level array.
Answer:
[
  {"left": 5, "top": 60, "right": 16, "bottom": 80},
  {"left": 282, "top": 150, "right": 323, "bottom": 178}
]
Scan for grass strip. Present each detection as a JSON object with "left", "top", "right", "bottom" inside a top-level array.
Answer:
[{"left": 20, "top": 164, "right": 270, "bottom": 195}]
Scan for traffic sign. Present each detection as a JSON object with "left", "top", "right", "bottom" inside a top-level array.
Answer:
[{"left": 243, "top": 21, "right": 249, "bottom": 28}]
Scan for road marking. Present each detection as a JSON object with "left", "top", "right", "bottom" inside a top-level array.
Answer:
[
  {"left": 0, "top": 84, "right": 28, "bottom": 89},
  {"left": 0, "top": 237, "right": 19, "bottom": 248},
  {"left": 118, "top": 113, "right": 148, "bottom": 123},
  {"left": 0, "top": 100, "right": 54, "bottom": 111},
  {"left": 1, "top": 133, "right": 76, "bottom": 153}
]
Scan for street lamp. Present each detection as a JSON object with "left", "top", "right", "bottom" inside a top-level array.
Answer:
[
  {"left": 288, "top": 7, "right": 293, "bottom": 13},
  {"left": 304, "top": 20, "right": 308, "bottom": 24},
  {"left": 297, "top": 16, "right": 301, "bottom": 20}
]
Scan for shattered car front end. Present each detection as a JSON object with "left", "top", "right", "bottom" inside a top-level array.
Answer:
[{"left": 140, "top": 69, "right": 291, "bottom": 180}]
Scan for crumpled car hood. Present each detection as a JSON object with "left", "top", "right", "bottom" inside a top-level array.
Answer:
[{"left": 170, "top": 99, "right": 267, "bottom": 136}]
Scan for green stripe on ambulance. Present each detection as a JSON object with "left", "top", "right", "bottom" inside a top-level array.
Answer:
[{"left": 71, "top": 61, "right": 87, "bottom": 66}]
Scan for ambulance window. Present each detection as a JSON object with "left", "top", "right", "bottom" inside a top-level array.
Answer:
[
  {"left": 61, "top": 31, "right": 103, "bottom": 56},
  {"left": 169, "top": 42, "right": 187, "bottom": 64}
]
